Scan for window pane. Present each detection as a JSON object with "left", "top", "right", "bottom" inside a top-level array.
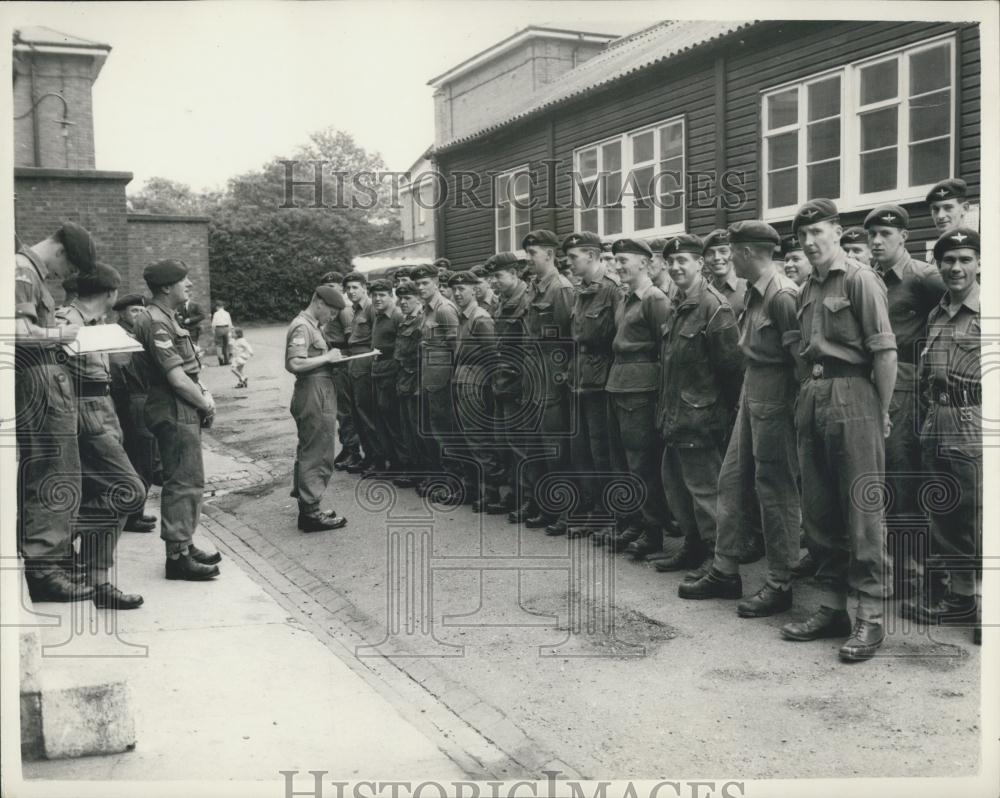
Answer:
[
  {"left": 808, "top": 118, "right": 840, "bottom": 162},
  {"left": 632, "top": 165, "right": 654, "bottom": 202},
  {"left": 767, "top": 88, "right": 798, "bottom": 129},
  {"left": 860, "top": 59, "right": 898, "bottom": 105},
  {"left": 661, "top": 201, "right": 683, "bottom": 228},
  {"left": 909, "top": 138, "right": 950, "bottom": 186},
  {"left": 808, "top": 76, "right": 841, "bottom": 121},
  {"left": 512, "top": 171, "right": 531, "bottom": 200},
  {"left": 861, "top": 149, "right": 897, "bottom": 193},
  {"left": 497, "top": 203, "right": 510, "bottom": 229},
  {"left": 603, "top": 141, "right": 621, "bottom": 172},
  {"left": 634, "top": 205, "right": 655, "bottom": 232},
  {"left": 910, "top": 44, "right": 950, "bottom": 96},
  {"left": 496, "top": 174, "right": 509, "bottom": 201},
  {"left": 632, "top": 165, "right": 654, "bottom": 231},
  {"left": 580, "top": 208, "right": 598, "bottom": 233},
  {"left": 497, "top": 226, "right": 510, "bottom": 250},
  {"left": 603, "top": 172, "right": 622, "bottom": 208},
  {"left": 768, "top": 131, "right": 798, "bottom": 169},
  {"left": 910, "top": 89, "right": 950, "bottom": 141},
  {"left": 660, "top": 123, "right": 683, "bottom": 159},
  {"left": 515, "top": 221, "right": 531, "bottom": 248},
  {"left": 860, "top": 107, "right": 898, "bottom": 151},
  {"left": 578, "top": 177, "right": 599, "bottom": 209},
  {"left": 579, "top": 148, "right": 598, "bottom": 179},
  {"left": 604, "top": 207, "right": 622, "bottom": 235},
  {"left": 808, "top": 159, "right": 840, "bottom": 199},
  {"left": 633, "top": 131, "right": 654, "bottom": 164},
  {"left": 768, "top": 167, "right": 797, "bottom": 208},
  {"left": 657, "top": 159, "right": 683, "bottom": 228}
]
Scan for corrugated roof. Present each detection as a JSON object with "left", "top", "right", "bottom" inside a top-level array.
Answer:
[
  {"left": 435, "top": 19, "right": 756, "bottom": 153},
  {"left": 13, "top": 26, "right": 110, "bottom": 50}
]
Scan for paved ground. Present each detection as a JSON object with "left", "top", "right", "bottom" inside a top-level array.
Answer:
[{"left": 177, "top": 324, "right": 982, "bottom": 779}]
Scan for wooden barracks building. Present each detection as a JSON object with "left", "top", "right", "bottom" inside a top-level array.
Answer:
[{"left": 429, "top": 19, "right": 981, "bottom": 267}]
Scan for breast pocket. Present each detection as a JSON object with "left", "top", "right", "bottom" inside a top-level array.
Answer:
[
  {"left": 750, "top": 316, "right": 780, "bottom": 351},
  {"left": 950, "top": 331, "right": 981, "bottom": 384},
  {"left": 676, "top": 322, "right": 705, "bottom": 362},
  {"left": 821, "top": 296, "right": 858, "bottom": 345},
  {"left": 530, "top": 301, "right": 555, "bottom": 337}
]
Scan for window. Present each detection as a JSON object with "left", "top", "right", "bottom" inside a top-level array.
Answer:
[
  {"left": 761, "top": 36, "right": 955, "bottom": 218},
  {"left": 495, "top": 167, "right": 532, "bottom": 253},
  {"left": 573, "top": 116, "right": 685, "bottom": 238}
]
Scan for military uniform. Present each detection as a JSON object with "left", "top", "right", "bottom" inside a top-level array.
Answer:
[
  {"left": 371, "top": 295, "right": 403, "bottom": 469},
  {"left": 711, "top": 269, "right": 749, "bottom": 319},
  {"left": 393, "top": 291, "right": 425, "bottom": 476},
  {"left": 347, "top": 294, "right": 383, "bottom": 467},
  {"left": 323, "top": 302, "right": 361, "bottom": 464}
]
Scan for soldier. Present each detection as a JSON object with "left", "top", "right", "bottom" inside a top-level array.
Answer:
[
  {"left": 703, "top": 229, "right": 748, "bottom": 317},
  {"left": 392, "top": 282, "right": 425, "bottom": 488},
  {"left": 411, "top": 263, "right": 463, "bottom": 502},
  {"left": 484, "top": 253, "right": 533, "bottom": 516},
  {"left": 678, "top": 222, "right": 800, "bottom": 615},
  {"left": 449, "top": 271, "right": 502, "bottom": 508},
  {"left": 926, "top": 178, "right": 972, "bottom": 233},
  {"left": 134, "top": 259, "right": 222, "bottom": 580},
  {"left": 370, "top": 279, "right": 403, "bottom": 472},
  {"left": 647, "top": 237, "right": 679, "bottom": 303},
  {"left": 15, "top": 222, "right": 97, "bottom": 602},
  {"left": 439, "top": 270, "right": 455, "bottom": 302},
  {"left": 602, "top": 238, "right": 672, "bottom": 555},
  {"left": 57, "top": 264, "right": 145, "bottom": 609},
  {"left": 393, "top": 266, "right": 413, "bottom": 290},
  {"left": 901, "top": 228, "right": 981, "bottom": 645},
  {"left": 110, "top": 293, "right": 160, "bottom": 533},
  {"left": 284, "top": 286, "right": 350, "bottom": 532},
  {"left": 473, "top": 265, "right": 501, "bottom": 317},
  {"left": 561, "top": 231, "right": 621, "bottom": 540},
  {"left": 600, "top": 239, "right": 616, "bottom": 271},
  {"left": 520, "top": 230, "right": 575, "bottom": 531},
  {"left": 841, "top": 226, "right": 872, "bottom": 266},
  {"left": 654, "top": 234, "right": 742, "bottom": 576},
  {"left": 320, "top": 271, "right": 362, "bottom": 473},
  {"left": 866, "top": 205, "right": 946, "bottom": 597},
  {"left": 177, "top": 295, "right": 205, "bottom": 350},
  {"left": 781, "top": 235, "right": 812, "bottom": 287},
  {"left": 342, "top": 271, "right": 383, "bottom": 474},
  {"left": 779, "top": 199, "right": 897, "bottom": 662}
]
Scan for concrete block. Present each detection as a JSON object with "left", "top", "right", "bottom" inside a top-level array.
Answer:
[
  {"left": 21, "top": 691, "right": 44, "bottom": 760},
  {"left": 36, "top": 670, "right": 136, "bottom": 760},
  {"left": 20, "top": 625, "right": 42, "bottom": 693}
]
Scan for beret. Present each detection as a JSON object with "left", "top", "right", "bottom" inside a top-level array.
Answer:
[
  {"left": 486, "top": 252, "right": 521, "bottom": 273},
  {"left": 648, "top": 238, "right": 667, "bottom": 254},
  {"left": 341, "top": 271, "right": 367, "bottom": 287},
  {"left": 792, "top": 198, "right": 839, "bottom": 233},
  {"left": 438, "top": 269, "right": 454, "bottom": 284},
  {"left": 77, "top": 262, "right": 122, "bottom": 296},
  {"left": 368, "top": 279, "right": 393, "bottom": 294},
  {"left": 449, "top": 270, "right": 478, "bottom": 287},
  {"left": 144, "top": 258, "right": 189, "bottom": 287},
  {"left": 926, "top": 178, "right": 968, "bottom": 204},
  {"left": 663, "top": 234, "right": 704, "bottom": 257},
  {"left": 780, "top": 235, "right": 803, "bottom": 257},
  {"left": 113, "top": 293, "right": 146, "bottom": 311},
  {"left": 727, "top": 220, "right": 780, "bottom": 247},
  {"left": 57, "top": 222, "right": 97, "bottom": 274},
  {"left": 840, "top": 226, "right": 868, "bottom": 245},
  {"left": 702, "top": 228, "right": 732, "bottom": 252},
  {"left": 470, "top": 265, "right": 488, "bottom": 279},
  {"left": 933, "top": 227, "right": 980, "bottom": 262},
  {"left": 393, "top": 266, "right": 411, "bottom": 279},
  {"left": 433, "top": 257, "right": 451, "bottom": 269},
  {"left": 315, "top": 284, "right": 346, "bottom": 309},
  {"left": 395, "top": 282, "right": 418, "bottom": 297},
  {"left": 864, "top": 205, "right": 909, "bottom": 230},
  {"left": 611, "top": 237, "right": 652, "bottom": 258},
  {"left": 321, "top": 271, "right": 343, "bottom": 284},
  {"left": 600, "top": 240, "right": 614, "bottom": 253},
  {"left": 522, "top": 229, "right": 560, "bottom": 249},
  {"left": 409, "top": 264, "right": 437, "bottom": 280},
  {"left": 561, "top": 231, "right": 603, "bottom": 252},
  {"left": 62, "top": 275, "right": 78, "bottom": 294}
]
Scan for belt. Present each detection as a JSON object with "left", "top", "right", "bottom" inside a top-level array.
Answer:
[
  {"left": 809, "top": 360, "right": 870, "bottom": 380},
  {"left": 78, "top": 381, "right": 111, "bottom": 397}
]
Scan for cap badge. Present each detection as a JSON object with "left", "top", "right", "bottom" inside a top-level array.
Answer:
[
  {"left": 802, "top": 208, "right": 817, "bottom": 218},
  {"left": 936, "top": 188, "right": 949, "bottom": 198},
  {"left": 952, "top": 232, "right": 968, "bottom": 243}
]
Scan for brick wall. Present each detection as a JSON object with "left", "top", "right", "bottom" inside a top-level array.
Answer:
[
  {"left": 13, "top": 52, "right": 99, "bottom": 169},
  {"left": 14, "top": 167, "right": 132, "bottom": 302}
]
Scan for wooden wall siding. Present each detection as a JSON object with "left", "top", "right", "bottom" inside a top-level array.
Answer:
[{"left": 438, "top": 20, "right": 979, "bottom": 268}]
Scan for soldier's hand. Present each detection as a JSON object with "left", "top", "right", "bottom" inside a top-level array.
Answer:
[
  {"left": 326, "top": 348, "right": 343, "bottom": 363},
  {"left": 882, "top": 410, "right": 892, "bottom": 439},
  {"left": 202, "top": 388, "right": 216, "bottom": 415},
  {"left": 58, "top": 323, "right": 81, "bottom": 343}
]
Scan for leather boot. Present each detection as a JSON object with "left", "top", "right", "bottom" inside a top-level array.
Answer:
[
  {"left": 165, "top": 553, "right": 220, "bottom": 580},
  {"left": 677, "top": 568, "right": 742, "bottom": 600},
  {"left": 780, "top": 606, "right": 852, "bottom": 641},
  {"left": 92, "top": 583, "right": 144, "bottom": 610},
  {"left": 508, "top": 502, "right": 536, "bottom": 524},
  {"left": 737, "top": 583, "right": 793, "bottom": 617},
  {"left": 124, "top": 513, "right": 157, "bottom": 533},
  {"left": 653, "top": 539, "right": 705, "bottom": 573},
  {"left": 188, "top": 544, "right": 222, "bottom": 565},
  {"left": 544, "top": 519, "right": 568, "bottom": 537},
  {"left": 625, "top": 530, "right": 663, "bottom": 557},
  {"left": 606, "top": 525, "right": 643, "bottom": 552},
  {"left": 902, "top": 592, "right": 977, "bottom": 625},
  {"left": 298, "top": 510, "right": 348, "bottom": 532},
  {"left": 26, "top": 569, "right": 95, "bottom": 602},
  {"left": 838, "top": 617, "right": 884, "bottom": 661}
]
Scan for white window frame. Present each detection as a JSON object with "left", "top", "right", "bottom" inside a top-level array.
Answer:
[
  {"left": 760, "top": 33, "right": 956, "bottom": 221},
  {"left": 494, "top": 165, "right": 532, "bottom": 254},
  {"left": 572, "top": 115, "right": 686, "bottom": 240}
]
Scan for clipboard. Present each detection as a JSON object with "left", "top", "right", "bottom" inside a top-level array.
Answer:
[{"left": 62, "top": 324, "right": 144, "bottom": 356}]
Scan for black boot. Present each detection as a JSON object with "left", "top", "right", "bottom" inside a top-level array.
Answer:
[
  {"left": 654, "top": 538, "right": 705, "bottom": 573},
  {"left": 188, "top": 544, "right": 222, "bottom": 565},
  {"left": 26, "top": 569, "right": 95, "bottom": 602},
  {"left": 780, "top": 606, "right": 852, "bottom": 641},
  {"left": 298, "top": 510, "right": 348, "bottom": 532},
  {"left": 165, "top": 553, "right": 220, "bottom": 581},
  {"left": 737, "top": 583, "right": 793, "bottom": 617},
  {"left": 838, "top": 617, "right": 884, "bottom": 662},
  {"left": 92, "top": 583, "right": 144, "bottom": 610},
  {"left": 677, "top": 568, "right": 742, "bottom": 600}
]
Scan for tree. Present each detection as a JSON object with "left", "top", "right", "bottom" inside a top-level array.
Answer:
[{"left": 128, "top": 177, "right": 221, "bottom": 215}]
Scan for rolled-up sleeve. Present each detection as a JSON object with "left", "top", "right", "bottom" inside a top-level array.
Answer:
[{"left": 850, "top": 268, "right": 897, "bottom": 353}]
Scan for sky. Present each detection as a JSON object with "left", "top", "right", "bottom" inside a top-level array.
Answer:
[{"left": 3, "top": 1, "right": 654, "bottom": 194}]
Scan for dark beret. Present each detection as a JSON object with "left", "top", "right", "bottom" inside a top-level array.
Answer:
[
  {"left": 470, "top": 265, "right": 489, "bottom": 279},
  {"left": 561, "top": 231, "right": 603, "bottom": 252},
  {"left": 840, "top": 227, "right": 868, "bottom": 245},
  {"left": 933, "top": 227, "right": 980, "bottom": 262},
  {"left": 76, "top": 262, "right": 122, "bottom": 296},
  {"left": 438, "top": 269, "right": 454, "bottom": 284},
  {"left": 315, "top": 284, "right": 346, "bottom": 309},
  {"left": 702, "top": 228, "right": 732, "bottom": 252},
  {"left": 409, "top": 264, "right": 437, "bottom": 280},
  {"left": 864, "top": 205, "right": 909, "bottom": 230},
  {"left": 395, "top": 283, "right": 418, "bottom": 297},
  {"left": 486, "top": 252, "right": 521, "bottom": 273},
  {"left": 143, "top": 258, "right": 189, "bottom": 288},
  {"left": 448, "top": 270, "right": 478, "bottom": 287},
  {"left": 113, "top": 293, "right": 146, "bottom": 311},
  {"left": 611, "top": 237, "right": 652, "bottom": 258},
  {"left": 522, "top": 229, "right": 560, "bottom": 249},
  {"left": 368, "top": 279, "right": 393, "bottom": 294},
  {"left": 780, "top": 235, "right": 803, "bottom": 257},
  {"left": 727, "top": 221, "right": 780, "bottom": 247},
  {"left": 393, "top": 266, "right": 411, "bottom": 280},
  {"left": 663, "top": 234, "right": 704, "bottom": 257},
  {"left": 433, "top": 257, "right": 451, "bottom": 270},
  {"left": 648, "top": 238, "right": 667, "bottom": 254},
  {"left": 926, "top": 178, "right": 968, "bottom": 204},
  {"left": 792, "top": 198, "right": 839, "bottom": 233},
  {"left": 600, "top": 240, "right": 614, "bottom": 253},
  {"left": 341, "top": 271, "right": 367, "bottom": 287},
  {"left": 57, "top": 222, "right": 97, "bottom": 274},
  {"left": 321, "top": 270, "right": 343, "bottom": 284}
]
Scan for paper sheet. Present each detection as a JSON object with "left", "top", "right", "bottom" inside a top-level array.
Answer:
[{"left": 63, "top": 324, "right": 144, "bottom": 355}]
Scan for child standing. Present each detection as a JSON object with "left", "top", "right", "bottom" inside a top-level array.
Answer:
[{"left": 229, "top": 327, "right": 254, "bottom": 388}]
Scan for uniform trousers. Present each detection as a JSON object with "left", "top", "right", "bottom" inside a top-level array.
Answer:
[
  {"left": 289, "top": 374, "right": 338, "bottom": 513},
  {"left": 607, "top": 390, "right": 669, "bottom": 534}
]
